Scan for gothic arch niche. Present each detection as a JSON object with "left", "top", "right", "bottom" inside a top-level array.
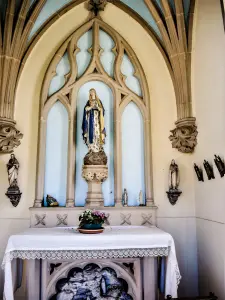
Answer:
[
  {"left": 75, "top": 81, "right": 114, "bottom": 207},
  {"left": 44, "top": 101, "right": 69, "bottom": 207},
  {"left": 35, "top": 17, "right": 153, "bottom": 208},
  {"left": 122, "top": 102, "right": 145, "bottom": 206},
  {"left": 46, "top": 260, "right": 137, "bottom": 300}
]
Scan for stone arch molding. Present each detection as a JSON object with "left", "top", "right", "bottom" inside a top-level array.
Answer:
[{"left": 35, "top": 17, "right": 153, "bottom": 208}]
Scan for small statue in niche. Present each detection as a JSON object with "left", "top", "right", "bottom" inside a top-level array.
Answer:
[
  {"left": 194, "top": 163, "right": 204, "bottom": 182},
  {"left": 214, "top": 155, "right": 225, "bottom": 177},
  {"left": 5, "top": 153, "right": 22, "bottom": 207},
  {"left": 46, "top": 194, "right": 59, "bottom": 207},
  {"left": 82, "top": 88, "right": 107, "bottom": 165},
  {"left": 122, "top": 188, "right": 128, "bottom": 207},
  {"left": 138, "top": 190, "right": 145, "bottom": 206},
  {"left": 166, "top": 160, "right": 182, "bottom": 205},
  {"left": 203, "top": 160, "right": 215, "bottom": 180},
  {"left": 169, "top": 159, "right": 180, "bottom": 189},
  {"left": 7, "top": 153, "right": 19, "bottom": 186}
]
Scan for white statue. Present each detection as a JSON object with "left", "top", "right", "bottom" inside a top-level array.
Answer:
[
  {"left": 82, "top": 89, "right": 106, "bottom": 153},
  {"left": 122, "top": 188, "right": 128, "bottom": 206},
  {"left": 139, "top": 190, "right": 144, "bottom": 206},
  {"left": 7, "top": 154, "right": 19, "bottom": 187},
  {"left": 169, "top": 159, "right": 180, "bottom": 190}
]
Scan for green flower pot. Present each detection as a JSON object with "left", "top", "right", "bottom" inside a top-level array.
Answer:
[{"left": 81, "top": 224, "right": 102, "bottom": 230}]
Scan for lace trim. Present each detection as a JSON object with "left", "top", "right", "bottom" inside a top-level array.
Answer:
[
  {"left": 3, "top": 247, "right": 168, "bottom": 265},
  {"left": 2, "top": 247, "right": 181, "bottom": 287}
]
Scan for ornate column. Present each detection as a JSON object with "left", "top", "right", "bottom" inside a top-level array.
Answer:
[{"left": 144, "top": 0, "right": 197, "bottom": 153}]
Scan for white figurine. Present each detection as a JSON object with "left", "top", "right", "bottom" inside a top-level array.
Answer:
[
  {"left": 122, "top": 188, "right": 128, "bottom": 206},
  {"left": 139, "top": 190, "right": 145, "bottom": 206}
]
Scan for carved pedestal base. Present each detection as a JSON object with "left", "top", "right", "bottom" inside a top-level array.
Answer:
[
  {"left": 82, "top": 165, "right": 108, "bottom": 207},
  {"left": 6, "top": 185, "right": 22, "bottom": 207}
]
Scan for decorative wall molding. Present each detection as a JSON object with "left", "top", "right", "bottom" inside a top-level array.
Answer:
[
  {"left": 0, "top": 0, "right": 47, "bottom": 154},
  {"left": 141, "top": 213, "right": 152, "bottom": 226},
  {"left": 120, "top": 213, "right": 131, "bottom": 225},
  {"left": 144, "top": 0, "right": 197, "bottom": 153},
  {"left": 35, "top": 214, "right": 46, "bottom": 226},
  {"left": 30, "top": 207, "right": 157, "bottom": 227},
  {"left": 56, "top": 214, "right": 68, "bottom": 226}
]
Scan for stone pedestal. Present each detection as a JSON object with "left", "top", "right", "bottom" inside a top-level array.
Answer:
[{"left": 82, "top": 165, "right": 108, "bottom": 207}]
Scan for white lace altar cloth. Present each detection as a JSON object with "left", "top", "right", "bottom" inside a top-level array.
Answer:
[{"left": 2, "top": 226, "right": 181, "bottom": 299}]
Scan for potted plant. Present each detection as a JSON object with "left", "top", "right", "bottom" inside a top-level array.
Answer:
[{"left": 79, "top": 209, "right": 107, "bottom": 230}]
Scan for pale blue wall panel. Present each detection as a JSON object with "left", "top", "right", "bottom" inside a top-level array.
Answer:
[
  {"left": 29, "top": 0, "right": 73, "bottom": 39},
  {"left": 99, "top": 30, "right": 115, "bottom": 78},
  {"left": 48, "top": 53, "right": 70, "bottom": 96},
  {"left": 122, "top": 102, "right": 145, "bottom": 206},
  {"left": 121, "top": 54, "right": 142, "bottom": 97},
  {"left": 76, "top": 30, "right": 92, "bottom": 78},
  {"left": 44, "top": 101, "right": 69, "bottom": 206}
]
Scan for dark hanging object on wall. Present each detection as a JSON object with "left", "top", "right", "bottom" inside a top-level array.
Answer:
[
  {"left": 5, "top": 154, "right": 22, "bottom": 207},
  {"left": 203, "top": 160, "right": 215, "bottom": 180},
  {"left": 166, "top": 160, "right": 182, "bottom": 205},
  {"left": 194, "top": 163, "right": 204, "bottom": 182},
  {"left": 214, "top": 155, "right": 225, "bottom": 177}
]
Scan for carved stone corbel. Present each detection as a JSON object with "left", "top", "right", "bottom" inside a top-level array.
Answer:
[
  {"left": 87, "top": 0, "right": 108, "bottom": 16},
  {"left": 0, "top": 119, "right": 23, "bottom": 154},
  {"left": 169, "top": 118, "right": 198, "bottom": 154}
]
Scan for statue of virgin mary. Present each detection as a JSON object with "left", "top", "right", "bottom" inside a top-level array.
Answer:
[{"left": 82, "top": 89, "right": 106, "bottom": 153}]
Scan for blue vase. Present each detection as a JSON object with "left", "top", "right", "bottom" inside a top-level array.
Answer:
[{"left": 81, "top": 224, "right": 102, "bottom": 230}]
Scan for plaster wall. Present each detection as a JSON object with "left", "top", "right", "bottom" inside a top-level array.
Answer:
[
  {"left": 192, "top": 0, "right": 225, "bottom": 299},
  {"left": 0, "top": 2, "right": 197, "bottom": 297}
]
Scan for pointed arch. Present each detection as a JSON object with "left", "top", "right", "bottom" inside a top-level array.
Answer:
[{"left": 34, "top": 16, "right": 152, "bottom": 208}]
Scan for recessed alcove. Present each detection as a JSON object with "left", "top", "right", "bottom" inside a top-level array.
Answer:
[
  {"left": 39, "top": 17, "right": 152, "bottom": 209},
  {"left": 122, "top": 101, "right": 145, "bottom": 206},
  {"left": 75, "top": 81, "right": 114, "bottom": 207},
  {"left": 44, "top": 101, "right": 69, "bottom": 206}
]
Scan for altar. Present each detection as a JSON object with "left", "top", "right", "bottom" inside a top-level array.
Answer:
[{"left": 3, "top": 225, "right": 180, "bottom": 300}]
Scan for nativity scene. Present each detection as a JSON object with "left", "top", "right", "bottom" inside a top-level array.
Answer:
[{"left": 0, "top": 1, "right": 223, "bottom": 300}]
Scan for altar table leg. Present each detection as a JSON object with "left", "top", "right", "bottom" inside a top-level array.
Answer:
[
  {"left": 143, "top": 257, "right": 157, "bottom": 300},
  {"left": 25, "top": 259, "right": 41, "bottom": 300}
]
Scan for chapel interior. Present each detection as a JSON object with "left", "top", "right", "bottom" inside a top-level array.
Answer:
[{"left": 0, "top": 0, "right": 225, "bottom": 299}]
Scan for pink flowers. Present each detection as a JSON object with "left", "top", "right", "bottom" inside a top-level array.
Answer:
[{"left": 79, "top": 209, "right": 107, "bottom": 227}]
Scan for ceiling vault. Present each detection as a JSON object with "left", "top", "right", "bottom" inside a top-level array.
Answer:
[{"left": 0, "top": 0, "right": 197, "bottom": 154}]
